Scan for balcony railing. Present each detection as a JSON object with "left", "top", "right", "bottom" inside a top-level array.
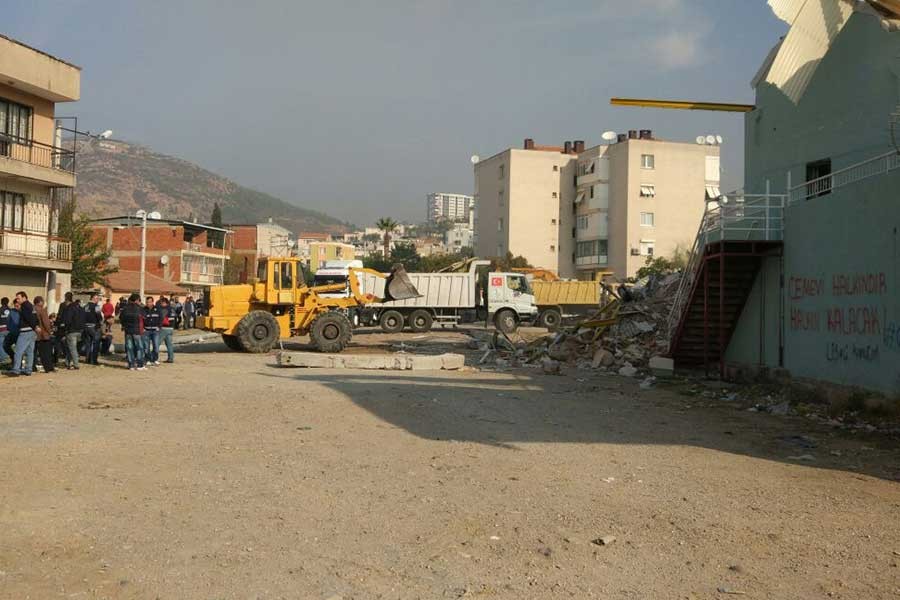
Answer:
[
  {"left": 0, "top": 135, "right": 76, "bottom": 173},
  {"left": 789, "top": 150, "right": 900, "bottom": 204},
  {"left": 0, "top": 230, "right": 72, "bottom": 262},
  {"left": 180, "top": 271, "right": 224, "bottom": 286}
]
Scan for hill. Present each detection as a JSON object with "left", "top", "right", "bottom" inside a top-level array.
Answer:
[{"left": 70, "top": 138, "right": 350, "bottom": 234}]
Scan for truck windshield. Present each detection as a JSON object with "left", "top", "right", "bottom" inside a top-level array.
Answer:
[
  {"left": 313, "top": 275, "right": 348, "bottom": 287},
  {"left": 507, "top": 275, "right": 532, "bottom": 295}
]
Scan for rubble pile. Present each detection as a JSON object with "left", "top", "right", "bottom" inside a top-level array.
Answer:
[{"left": 474, "top": 272, "right": 683, "bottom": 376}]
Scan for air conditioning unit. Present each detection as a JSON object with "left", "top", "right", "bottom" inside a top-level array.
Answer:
[{"left": 630, "top": 248, "right": 640, "bottom": 256}]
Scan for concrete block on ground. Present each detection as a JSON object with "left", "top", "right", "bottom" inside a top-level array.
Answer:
[
  {"left": 649, "top": 355, "right": 674, "bottom": 377},
  {"left": 276, "top": 352, "right": 465, "bottom": 371}
]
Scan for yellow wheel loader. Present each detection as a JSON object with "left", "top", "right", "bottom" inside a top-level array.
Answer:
[{"left": 198, "top": 257, "right": 418, "bottom": 353}]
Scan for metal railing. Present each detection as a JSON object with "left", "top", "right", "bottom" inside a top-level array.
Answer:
[
  {"left": 0, "top": 135, "right": 76, "bottom": 173},
  {"left": 666, "top": 193, "right": 786, "bottom": 341},
  {"left": 789, "top": 150, "right": 900, "bottom": 204},
  {"left": 0, "top": 230, "right": 72, "bottom": 262}
]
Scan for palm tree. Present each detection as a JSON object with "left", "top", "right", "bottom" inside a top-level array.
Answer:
[{"left": 376, "top": 217, "right": 398, "bottom": 259}]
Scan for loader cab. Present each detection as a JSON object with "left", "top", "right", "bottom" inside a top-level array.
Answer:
[{"left": 257, "top": 258, "right": 306, "bottom": 305}]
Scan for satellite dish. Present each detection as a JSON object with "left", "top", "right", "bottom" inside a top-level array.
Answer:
[
  {"left": 148, "top": 211, "right": 162, "bottom": 220},
  {"left": 718, "top": 195, "right": 729, "bottom": 206},
  {"left": 601, "top": 131, "right": 617, "bottom": 142},
  {"left": 715, "top": 135, "right": 724, "bottom": 145},
  {"left": 705, "top": 135, "right": 716, "bottom": 145},
  {"left": 160, "top": 255, "right": 169, "bottom": 265},
  {"left": 135, "top": 209, "right": 147, "bottom": 218},
  {"left": 99, "top": 130, "right": 113, "bottom": 139},
  {"left": 470, "top": 154, "right": 480, "bottom": 165},
  {"left": 696, "top": 136, "right": 706, "bottom": 145}
]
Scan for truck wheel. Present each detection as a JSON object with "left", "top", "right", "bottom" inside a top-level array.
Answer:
[
  {"left": 494, "top": 309, "right": 519, "bottom": 334},
  {"left": 222, "top": 334, "right": 244, "bottom": 352},
  {"left": 380, "top": 309, "right": 405, "bottom": 333},
  {"left": 538, "top": 308, "right": 562, "bottom": 331},
  {"left": 310, "top": 312, "right": 353, "bottom": 353},
  {"left": 408, "top": 309, "right": 433, "bottom": 333},
  {"left": 236, "top": 310, "right": 280, "bottom": 353}
]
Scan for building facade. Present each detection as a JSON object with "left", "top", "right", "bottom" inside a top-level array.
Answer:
[
  {"left": 307, "top": 241, "right": 356, "bottom": 272},
  {"left": 89, "top": 217, "right": 232, "bottom": 295},
  {"left": 445, "top": 222, "right": 474, "bottom": 252},
  {"left": 721, "top": 8, "right": 900, "bottom": 396},
  {"left": 474, "top": 137, "right": 717, "bottom": 279},
  {"left": 426, "top": 192, "right": 474, "bottom": 223},
  {"left": 0, "top": 35, "right": 80, "bottom": 307},
  {"left": 229, "top": 220, "right": 295, "bottom": 283}
]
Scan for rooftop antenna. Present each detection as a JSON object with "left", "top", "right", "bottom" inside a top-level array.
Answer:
[
  {"left": 705, "top": 135, "right": 716, "bottom": 145},
  {"left": 695, "top": 135, "right": 706, "bottom": 145}
]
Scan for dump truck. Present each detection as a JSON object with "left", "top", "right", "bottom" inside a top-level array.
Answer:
[
  {"left": 198, "top": 256, "right": 418, "bottom": 353},
  {"left": 358, "top": 260, "right": 537, "bottom": 334},
  {"left": 530, "top": 279, "right": 609, "bottom": 330}
]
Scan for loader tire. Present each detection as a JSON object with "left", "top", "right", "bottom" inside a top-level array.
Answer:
[
  {"left": 494, "top": 309, "right": 519, "bottom": 334},
  {"left": 236, "top": 310, "right": 280, "bottom": 353},
  {"left": 537, "top": 308, "right": 562, "bottom": 331},
  {"left": 408, "top": 309, "right": 433, "bottom": 333},
  {"left": 222, "top": 334, "right": 244, "bottom": 352},
  {"left": 310, "top": 312, "right": 353, "bottom": 353},
  {"left": 380, "top": 309, "right": 405, "bottom": 334}
]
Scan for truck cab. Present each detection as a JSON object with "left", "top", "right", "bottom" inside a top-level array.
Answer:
[{"left": 486, "top": 271, "right": 538, "bottom": 332}]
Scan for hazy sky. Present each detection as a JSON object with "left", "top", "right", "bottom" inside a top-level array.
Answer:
[{"left": 8, "top": 1, "right": 785, "bottom": 226}]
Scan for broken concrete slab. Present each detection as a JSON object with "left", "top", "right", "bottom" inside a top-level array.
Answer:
[
  {"left": 276, "top": 352, "right": 465, "bottom": 371},
  {"left": 649, "top": 355, "right": 674, "bottom": 377}
]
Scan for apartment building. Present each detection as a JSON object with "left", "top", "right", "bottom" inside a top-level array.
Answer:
[
  {"left": 445, "top": 222, "right": 474, "bottom": 251},
  {"left": 89, "top": 217, "right": 232, "bottom": 295},
  {"left": 229, "top": 219, "right": 295, "bottom": 283},
  {"left": 426, "top": 192, "right": 474, "bottom": 223},
  {"left": 0, "top": 35, "right": 80, "bottom": 306},
  {"left": 307, "top": 241, "right": 356, "bottom": 272},
  {"left": 474, "top": 139, "right": 580, "bottom": 277},
  {"left": 474, "top": 136, "right": 717, "bottom": 279}
]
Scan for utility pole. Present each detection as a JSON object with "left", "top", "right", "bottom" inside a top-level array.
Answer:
[{"left": 135, "top": 210, "right": 161, "bottom": 300}]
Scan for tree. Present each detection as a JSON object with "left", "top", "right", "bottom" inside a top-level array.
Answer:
[
  {"left": 390, "top": 241, "right": 421, "bottom": 271},
  {"left": 209, "top": 203, "right": 224, "bottom": 248},
  {"left": 363, "top": 255, "right": 391, "bottom": 272},
  {"left": 58, "top": 196, "right": 118, "bottom": 289},
  {"left": 211, "top": 203, "right": 222, "bottom": 227},
  {"left": 635, "top": 244, "right": 690, "bottom": 280},
  {"left": 375, "top": 217, "right": 398, "bottom": 259},
  {"left": 491, "top": 251, "right": 532, "bottom": 272}
]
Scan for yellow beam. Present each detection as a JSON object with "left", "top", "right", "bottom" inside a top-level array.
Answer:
[{"left": 610, "top": 97, "right": 755, "bottom": 113}]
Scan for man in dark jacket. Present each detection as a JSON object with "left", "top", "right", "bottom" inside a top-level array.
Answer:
[
  {"left": 5, "top": 291, "right": 37, "bottom": 377},
  {"left": 82, "top": 293, "right": 102, "bottom": 365},
  {"left": 142, "top": 296, "right": 161, "bottom": 366},
  {"left": 60, "top": 292, "right": 85, "bottom": 370},
  {"left": 33, "top": 296, "right": 56, "bottom": 373},
  {"left": 0, "top": 296, "right": 9, "bottom": 364},
  {"left": 4, "top": 298, "right": 20, "bottom": 362},
  {"left": 119, "top": 293, "right": 145, "bottom": 370}
]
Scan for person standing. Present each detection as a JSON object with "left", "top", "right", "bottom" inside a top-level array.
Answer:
[
  {"left": 142, "top": 296, "right": 161, "bottom": 366},
  {"left": 157, "top": 296, "right": 176, "bottom": 364},
  {"left": 173, "top": 297, "right": 183, "bottom": 330},
  {"left": 82, "top": 293, "right": 102, "bottom": 365},
  {"left": 120, "top": 293, "right": 145, "bottom": 371},
  {"left": 60, "top": 292, "right": 85, "bottom": 370},
  {"left": 101, "top": 297, "right": 115, "bottom": 321},
  {"left": 0, "top": 297, "right": 10, "bottom": 365},
  {"left": 33, "top": 296, "right": 56, "bottom": 374},
  {"left": 115, "top": 296, "right": 127, "bottom": 319},
  {"left": 5, "top": 291, "right": 37, "bottom": 377},
  {"left": 183, "top": 295, "right": 195, "bottom": 330},
  {"left": 4, "top": 297, "right": 21, "bottom": 366}
]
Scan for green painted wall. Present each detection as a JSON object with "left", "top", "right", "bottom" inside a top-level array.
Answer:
[{"left": 726, "top": 13, "right": 900, "bottom": 395}]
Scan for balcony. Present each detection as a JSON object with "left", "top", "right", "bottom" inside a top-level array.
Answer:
[
  {"left": 180, "top": 249, "right": 225, "bottom": 287},
  {"left": 0, "top": 135, "right": 76, "bottom": 188},
  {"left": 0, "top": 229, "right": 72, "bottom": 270},
  {"left": 576, "top": 255, "right": 608, "bottom": 267}
]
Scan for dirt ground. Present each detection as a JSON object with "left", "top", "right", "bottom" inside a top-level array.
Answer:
[{"left": 1, "top": 328, "right": 899, "bottom": 599}]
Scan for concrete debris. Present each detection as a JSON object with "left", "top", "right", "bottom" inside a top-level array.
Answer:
[
  {"left": 592, "top": 348, "right": 615, "bottom": 368},
  {"left": 541, "top": 357, "right": 562, "bottom": 375},
  {"left": 591, "top": 536, "right": 616, "bottom": 547},
  {"left": 639, "top": 376, "right": 657, "bottom": 389},
  {"left": 618, "top": 363, "right": 638, "bottom": 377},
  {"left": 649, "top": 355, "right": 674, "bottom": 377},
  {"left": 277, "top": 351, "right": 465, "bottom": 371}
]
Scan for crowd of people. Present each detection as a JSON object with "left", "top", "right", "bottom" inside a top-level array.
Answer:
[{"left": 0, "top": 291, "right": 201, "bottom": 376}]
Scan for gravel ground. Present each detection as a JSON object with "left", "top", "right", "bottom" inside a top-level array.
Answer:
[{"left": 1, "top": 329, "right": 898, "bottom": 599}]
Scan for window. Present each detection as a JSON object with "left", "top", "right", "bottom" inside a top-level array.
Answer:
[
  {"left": 640, "top": 241, "right": 655, "bottom": 256},
  {"left": 279, "top": 262, "right": 293, "bottom": 289},
  {"left": 805, "top": 158, "right": 832, "bottom": 198},
  {"left": 0, "top": 191, "right": 26, "bottom": 231},
  {"left": 497, "top": 218, "right": 503, "bottom": 232},
  {"left": 640, "top": 184, "right": 656, "bottom": 197},
  {"left": 0, "top": 99, "right": 33, "bottom": 146},
  {"left": 589, "top": 186, "right": 594, "bottom": 199},
  {"left": 579, "top": 161, "right": 595, "bottom": 176},
  {"left": 551, "top": 218, "right": 557, "bottom": 225},
  {"left": 549, "top": 245, "right": 556, "bottom": 252},
  {"left": 705, "top": 185, "right": 721, "bottom": 200},
  {"left": 577, "top": 215, "right": 589, "bottom": 230},
  {"left": 574, "top": 192, "right": 585, "bottom": 205},
  {"left": 553, "top": 165, "right": 559, "bottom": 172},
  {"left": 641, "top": 154, "right": 655, "bottom": 169},
  {"left": 640, "top": 212, "right": 655, "bottom": 227},
  {"left": 576, "top": 240, "right": 608, "bottom": 259},
  {"left": 552, "top": 192, "right": 557, "bottom": 198},
  {"left": 498, "top": 164, "right": 505, "bottom": 179}
]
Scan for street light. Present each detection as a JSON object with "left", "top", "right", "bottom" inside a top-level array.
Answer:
[{"left": 135, "top": 209, "right": 162, "bottom": 299}]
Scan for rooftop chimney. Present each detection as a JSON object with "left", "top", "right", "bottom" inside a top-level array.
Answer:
[
  {"left": 617, "top": 134, "right": 627, "bottom": 143},
  {"left": 573, "top": 140, "right": 585, "bottom": 153},
  {"left": 639, "top": 129, "right": 652, "bottom": 140},
  {"left": 628, "top": 130, "right": 638, "bottom": 140},
  {"left": 524, "top": 138, "right": 535, "bottom": 150},
  {"left": 563, "top": 141, "right": 572, "bottom": 154}
]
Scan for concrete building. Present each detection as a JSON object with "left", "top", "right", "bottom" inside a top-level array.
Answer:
[
  {"left": 426, "top": 192, "right": 475, "bottom": 223},
  {"left": 667, "top": 3, "right": 900, "bottom": 396},
  {"left": 0, "top": 35, "right": 80, "bottom": 307},
  {"left": 89, "top": 217, "right": 232, "bottom": 295},
  {"left": 229, "top": 220, "right": 295, "bottom": 283},
  {"left": 475, "top": 137, "right": 717, "bottom": 279},
  {"left": 307, "top": 241, "right": 356, "bottom": 272},
  {"left": 444, "top": 222, "right": 474, "bottom": 252}
]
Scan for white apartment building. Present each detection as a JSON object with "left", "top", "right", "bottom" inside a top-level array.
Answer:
[
  {"left": 426, "top": 192, "right": 475, "bottom": 223},
  {"left": 444, "top": 222, "right": 474, "bottom": 251},
  {"left": 475, "top": 135, "right": 720, "bottom": 279}
]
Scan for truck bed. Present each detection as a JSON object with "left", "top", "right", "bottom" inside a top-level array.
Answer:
[
  {"left": 364, "top": 271, "right": 477, "bottom": 309},
  {"left": 532, "top": 280, "right": 601, "bottom": 307}
]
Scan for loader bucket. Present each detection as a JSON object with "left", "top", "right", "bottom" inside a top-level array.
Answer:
[{"left": 383, "top": 264, "right": 420, "bottom": 302}]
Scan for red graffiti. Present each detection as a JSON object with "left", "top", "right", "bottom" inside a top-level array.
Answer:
[
  {"left": 826, "top": 306, "right": 881, "bottom": 336},
  {"left": 832, "top": 272, "right": 887, "bottom": 297},
  {"left": 790, "top": 307, "right": 820, "bottom": 332},
  {"left": 789, "top": 276, "right": 825, "bottom": 300}
]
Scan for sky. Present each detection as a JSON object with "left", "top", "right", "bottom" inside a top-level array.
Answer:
[{"left": 7, "top": 1, "right": 786, "bottom": 226}]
